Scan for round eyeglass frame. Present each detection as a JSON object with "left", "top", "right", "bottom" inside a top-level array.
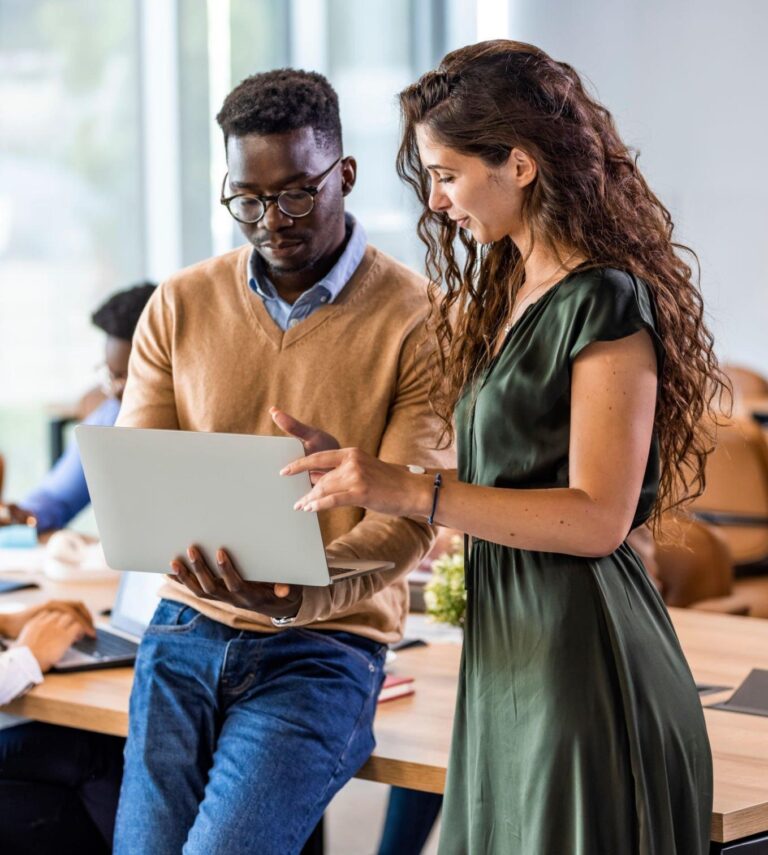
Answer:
[{"left": 220, "top": 157, "right": 343, "bottom": 224}]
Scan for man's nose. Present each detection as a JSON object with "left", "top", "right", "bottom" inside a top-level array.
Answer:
[{"left": 261, "top": 199, "right": 294, "bottom": 230}]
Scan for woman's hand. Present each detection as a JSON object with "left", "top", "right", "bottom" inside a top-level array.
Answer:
[
  {"left": 16, "top": 611, "right": 90, "bottom": 672},
  {"left": 281, "top": 448, "right": 433, "bottom": 518},
  {"left": 169, "top": 546, "right": 303, "bottom": 620},
  {"left": 270, "top": 407, "right": 340, "bottom": 484},
  {"left": 0, "top": 600, "right": 95, "bottom": 639}
]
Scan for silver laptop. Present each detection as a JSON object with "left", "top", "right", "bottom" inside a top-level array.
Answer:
[
  {"left": 75, "top": 426, "right": 394, "bottom": 586},
  {"left": 53, "top": 571, "right": 161, "bottom": 672}
]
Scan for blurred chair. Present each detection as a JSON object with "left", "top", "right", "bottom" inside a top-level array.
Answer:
[
  {"left": 47, "top": 385, "right": 107, "bottom": 464},
  {"left": 724, "top": 363, "right": 768, "bottom": 400},
  {"left": 685, "top": 415, "right": 768, "bottom": 616},
  {"left": 689, "top": 416, "right": 768, "bottom": 566},
  {"left": 652, "top": 516, "right": 749, "bottom": 615},
  {"left": 723, "top": 362, "right": 768, "bottom": 420}
]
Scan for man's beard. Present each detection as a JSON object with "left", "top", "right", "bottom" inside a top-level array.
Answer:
[{"left": 262, "top": 253, "right": 320, "bottom": 277}]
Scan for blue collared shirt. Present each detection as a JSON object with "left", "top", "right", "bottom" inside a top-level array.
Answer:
[
  {"left": 248, "top": 213, "right": 367, "bottom": 330},
  {"left": 22, "top": 396, "right": 121, "bottom": 532}
]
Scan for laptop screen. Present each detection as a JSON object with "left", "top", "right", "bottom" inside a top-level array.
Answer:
[{"left": 110, "top": 572, "right": 163, "bottom": 638}]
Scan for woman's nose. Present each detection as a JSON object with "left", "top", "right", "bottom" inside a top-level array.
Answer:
[{"left": 428, "top": 182, "right": 450, "bottom": 214}]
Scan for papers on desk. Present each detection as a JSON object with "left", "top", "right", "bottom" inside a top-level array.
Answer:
[
  {"left": 0, "top": 543, "right": 116, "bottom": 582},
  {"left": 708, "top": 668, "right": 768, "bottom": 717},
  {"left": 0, "top": 548, "right": 45, "bottom": 574}
]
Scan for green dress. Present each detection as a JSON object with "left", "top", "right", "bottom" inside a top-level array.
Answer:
[{"left": 438, "top": 268, "right": 713, "bottom": 855}]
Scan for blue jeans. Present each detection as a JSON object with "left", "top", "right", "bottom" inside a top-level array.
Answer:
[
  {"left": 113, "top": 600, "right": 386, "bottom": 855},
  {"left": 377, "top": 787, "right": 443, "bottom": 855}
]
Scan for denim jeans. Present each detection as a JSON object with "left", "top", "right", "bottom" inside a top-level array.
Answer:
[
  {"left": 113, "top": 600, "right": 386, "bottom": 855},
  {"left": 377, "top": 787, "right": 443, "bottom": 855}
]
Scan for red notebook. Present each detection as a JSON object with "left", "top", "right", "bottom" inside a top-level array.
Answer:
[{"left": 378, "top": 674, "right": 415, "bottom": 703}]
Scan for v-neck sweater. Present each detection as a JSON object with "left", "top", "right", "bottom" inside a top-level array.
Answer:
[{"left": 117, "top": 243, "right": 453, "bottom": 643}]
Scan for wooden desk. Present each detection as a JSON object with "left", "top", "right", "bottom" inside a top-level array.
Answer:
[{"left": 3, "top": 576, "right": 768, "bottom": 848}]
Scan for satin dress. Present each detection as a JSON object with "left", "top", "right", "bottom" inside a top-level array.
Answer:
[{"left": 438, "top": 267, "right": 712, "bottom": 855}]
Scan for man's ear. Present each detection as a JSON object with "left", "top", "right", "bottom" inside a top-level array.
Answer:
[
  {"left": 341, "top": 156, "right": 357, "bottom": 196},
  {"left": 507, "top": 147, "right": 537, "bottom": 189}
]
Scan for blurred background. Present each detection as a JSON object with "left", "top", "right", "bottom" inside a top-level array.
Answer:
[{"left": 1, "top": 0, "right": 767, "bottom": 513}]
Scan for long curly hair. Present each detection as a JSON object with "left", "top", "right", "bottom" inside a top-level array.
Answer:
[{"left": 396, "top": 40, "right": 729, "bottom": 525}]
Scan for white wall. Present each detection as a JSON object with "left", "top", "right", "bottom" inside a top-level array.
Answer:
[{"left": 502, "top": 0, "right": 768, "bottom": 370}]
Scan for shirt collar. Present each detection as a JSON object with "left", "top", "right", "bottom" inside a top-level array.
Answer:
[{"left": 248, "top": 213, "right": 367, "bottom": 304}]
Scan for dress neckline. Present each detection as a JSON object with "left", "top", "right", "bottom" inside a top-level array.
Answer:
[{"left": 489, "top": 266, "right": 583, "bottom": 367}]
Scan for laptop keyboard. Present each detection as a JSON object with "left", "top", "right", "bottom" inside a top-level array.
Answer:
[{"left": 72, "top": 628, "right": 138, "bottom": 660}]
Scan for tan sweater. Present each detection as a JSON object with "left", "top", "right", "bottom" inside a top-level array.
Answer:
[{"left": 117, "top": 243, "right": 453, "bottom": 643}]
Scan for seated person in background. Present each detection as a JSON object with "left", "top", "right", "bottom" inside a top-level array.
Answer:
[
  {"left": 0, "top": 600, "right": 122, "bottom": 855},
  {"left": 0, "top": 599, "right": 95, "bottom": 704},
  {"left": 0, "top": 282, "right": 156, "bottom": 533}
]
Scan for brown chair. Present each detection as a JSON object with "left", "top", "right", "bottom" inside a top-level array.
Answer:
[
  {"left": 688, "top": 416, "right": 768, "bottom": 566},
  {"left": 651, "top": 516, "right": 749, "bottom": 615},
  {"left": 724, "top": 363, "right": 768, "bottom": 400},
  {"left": 685, "top": 416, "right": 768, "bottom": 616},
  {"left": 723, "top": 363, "right": 768, "bottom": 420}
]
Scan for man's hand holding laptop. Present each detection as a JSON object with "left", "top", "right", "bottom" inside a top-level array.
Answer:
[{"left": 167, "top": 406, "right": 340, "bottom": 618}]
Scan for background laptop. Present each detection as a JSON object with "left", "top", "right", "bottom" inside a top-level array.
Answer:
[{"left": 53, "top": 571, "right": 161, "bottom": 672}]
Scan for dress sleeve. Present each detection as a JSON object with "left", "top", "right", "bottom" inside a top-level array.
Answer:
[{"left": 566, "top": 268, "right": 664, "bottom": 368}]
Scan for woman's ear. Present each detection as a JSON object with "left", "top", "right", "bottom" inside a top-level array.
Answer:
[{"left": 506, "top": 147, "right": 537, "bottom": 189}]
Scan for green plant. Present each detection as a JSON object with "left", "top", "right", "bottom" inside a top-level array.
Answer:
[{"left": 424, "top": 536, "right": 466, "bottom": 627}]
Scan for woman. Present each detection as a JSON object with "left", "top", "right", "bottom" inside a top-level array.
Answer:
[{"left": 282, "top": 41, "right": 725, "bottom": 853}]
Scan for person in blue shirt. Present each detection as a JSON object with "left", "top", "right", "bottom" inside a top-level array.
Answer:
[
  {"left": 0, "top": 282, "right": 155, "bottom": 854},
  {"left": 0, "top": 282, "right": 156, "bottom": 533}
]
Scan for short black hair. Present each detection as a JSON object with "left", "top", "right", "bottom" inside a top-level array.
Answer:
[
  {"left": 216, "top": 68, "right": 342, "bottom": 152},
  {"left": 91, "top": 282, "right": 157, "bottom": 341}
]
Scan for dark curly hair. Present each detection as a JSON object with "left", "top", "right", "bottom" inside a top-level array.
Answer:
[
  {"left": 216, "top": 68, "right": 342, "bottom": 151},
  {"left": 397, "top": 40, "right": 730, "bottom": 528},
  {"left": 91, "top": 282, "right": 157, "bottom": 342}
]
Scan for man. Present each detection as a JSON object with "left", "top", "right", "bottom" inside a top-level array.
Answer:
[
  {"left": 0, "top": 282, "right": 157, "bottom": 533},
  {"left": 113, "top": 69, "right": 448, "bottom": 854}
]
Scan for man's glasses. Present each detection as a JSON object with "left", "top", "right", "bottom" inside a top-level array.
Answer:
[{"left": 220, "top": 157, "right": 343, "bottom": 224}]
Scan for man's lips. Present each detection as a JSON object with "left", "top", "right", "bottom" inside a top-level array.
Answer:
[
  {"left": 256, "top": 239, "right": 306, "bottom": 256},
  {"left": 257, "top": 239, "right": 305, "bottom": 249}
]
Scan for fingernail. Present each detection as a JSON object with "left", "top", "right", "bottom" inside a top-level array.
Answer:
[
  {"left": 304, "top": 503, "right": 315, "bottom": 513},
  {"left": 169, "top": 561, "right": 181, "bottom": 574},
  {"left": 216, "top": 549, "right": 225, "bottom": 565},
  {"left": 187, "top": 546, "right": 197, "bottom": 561},
  {"left": 293, "top": 501, "right": 302, "bottom": 510},
  {"left": 280, "top": 467, "right": 288, "bottom": 476}
]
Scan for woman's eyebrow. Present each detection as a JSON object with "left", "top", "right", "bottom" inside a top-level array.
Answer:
[{"left": 426, "top": 163, "right": 457, "bottom": 171}]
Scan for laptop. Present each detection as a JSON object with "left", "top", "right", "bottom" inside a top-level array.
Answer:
[
  {"left": 75, "top": 426, "right": 394, "bottom": 586},
  {"left": 53, "top": 571, "right": 161, "bottom": 672}
]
